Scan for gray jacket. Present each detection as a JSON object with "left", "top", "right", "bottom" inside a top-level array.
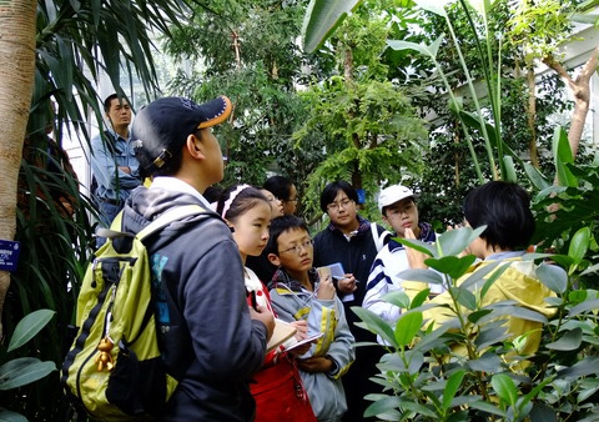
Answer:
[{"left": 121, "top": 184, "right": 267, "bottom": 422}]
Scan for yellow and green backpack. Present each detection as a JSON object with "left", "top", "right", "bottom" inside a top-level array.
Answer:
[{"left": 61, "top": 205, "right": 206, "bottom": 421}]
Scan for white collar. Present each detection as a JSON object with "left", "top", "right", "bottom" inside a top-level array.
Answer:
[{"left": 150, "top": 176, "right": 212, "bottom": 210}]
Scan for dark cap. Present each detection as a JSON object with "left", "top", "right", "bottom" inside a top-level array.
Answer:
[{"left": 132, "top": 95, "right": 232, "bottom": 174}]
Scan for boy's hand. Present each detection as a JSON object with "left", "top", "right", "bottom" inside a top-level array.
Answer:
[
  {"left": 289, "top": 320, "right": 308, "bottom": 341},
  {"left": 336, "top": 274, "right": 357, "bottom": 295},
  {"left": 317, "top": 274, "right": 336, "bottom": 300},
  {"left": 405, "top": 228, "right": 428, "bottom": 269},
  {"left": 297, "top": 356, "right": 333, "bottom": 373},
  {"left": 249, "top": 305, "right": 275, "bottom": 341}
]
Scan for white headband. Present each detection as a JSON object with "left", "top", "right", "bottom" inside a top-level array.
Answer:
[{"left": 221, "top": 184, "right": 251, "bottom": 219}]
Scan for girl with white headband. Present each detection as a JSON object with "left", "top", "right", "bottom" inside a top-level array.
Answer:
[{"left": 216, "top": 184, "right": 316, "bottom": 422}]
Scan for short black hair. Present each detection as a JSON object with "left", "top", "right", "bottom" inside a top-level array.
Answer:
[
  {"left": 266, "top": 215, "right": 309, "bottom": 255},
  {"left": 103, "top": 93, "right": 119, "bottom": 112},
  {"left": 263, "top": 175, "right": 294, "bottom": 201},
  {"left": 463, "top": 181, "right": 535, "bottom": 251},
  {"left": 320, "top": 180, "right": 358, "bottom": 213}
]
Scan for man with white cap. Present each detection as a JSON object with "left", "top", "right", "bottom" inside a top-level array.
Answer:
[
  {"left": 363, "top": 184, "right": 440, "bottom": 325},
  {"left": 124, "top": 95, "right": 274, "bottom": 421}
]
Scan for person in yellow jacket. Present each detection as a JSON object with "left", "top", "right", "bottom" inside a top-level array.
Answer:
[{"left": 404, "top": 181, "right": 560, "bottom": 360}]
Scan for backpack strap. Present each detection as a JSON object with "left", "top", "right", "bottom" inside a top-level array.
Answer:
[
  {"left": 95, "top": 205, "right": 206, "bottom": 240},
  {"left": 371, "top": 222, "right": 390, "bottom": 253},
  {"left": 137, "top": 205, "right": 206, "bottom": 241}
]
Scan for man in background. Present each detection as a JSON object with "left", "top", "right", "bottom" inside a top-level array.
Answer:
[{"left": 90, "top": 93, "right": 140, "bottom": 229}]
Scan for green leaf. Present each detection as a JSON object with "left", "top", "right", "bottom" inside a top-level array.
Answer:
[
  {"left": 537, "top": 264, "right": 568, "bottom": 294},
  {"left": 395, "top": 311, "right": 423, "bottom": 348},
  {"left": 465, "top": 0, "right": 496, "bottom": 18},
  {"left": 399, "top": 401, "right": 437, "bottom": 417},
  {"left": 437, "top": 226, "right": 486, "bottom": 257},
  {"left": 410, "top": 288, "right": 431, "bottom": 309},
  {"left": 546, "top": 328, "right": 583, "bottom": 351},
  {"left": 381, "top": 290, "right": 411, "bottom": 309},
  {"left": 553, "top": 126, "right": 577, "bottom": 187},
  {"left": 414, "top": 0, "right": 450, "bottom": 16},
  {"left": 460, "top": 261, "right": 502, "bottom": 291},
  {"left": 443, "top": 369, "right": 466, "bottom": 410},
  {"left": 427, "top": 255, "right": 477, "bottom": 279},
  {"left": 558, "top": 357, "right": 599, "bottom": 379},
  {"left": 7, "top": 309, "right": 55, "bottom": 353},
  {"left": 396, "top": 237, "right": 436, "bottom": 257},
  {"left": 455, "top": 287, "right": 478, "bottom": 311},
  {"left": 492, "top": 373, "right": 518, "bottom": 406},
  {"left": 398, "top": 269, "right": 444, "bottom": 285},
  {"left": 0, "top": 358, "right": 56, "bottom": 390},
  {"left": 387, "top": 40, "right": 437, "bottom": 58},
  {"left": 352, "top": 307, "right": 398, "bottom": 348},
  {"left": 569, "top": 299, "right": 599, "bottom": 317},
  {"left": 467, "top": 353, "right": 502, "bottom": 372},
  {"left": 503, "top": 156, "right": 517, "bottom": 183},
  {"left": 302, "top": 0, "right": 362, "bottom": 53},
  {"left": 363, "top": 395, "right": 402, "bottom": 418},
  {"left": 469, "top": 400, "right": 506, "bottom": 417},
  {"left": 568, "top": 227, "right": 590, "bottom": 266},
  {"left": 0, "top": 408, "right": 28, "bottom": 422},
  {"left": 523, "top": 162, "right": 550, "bottom": 191}
]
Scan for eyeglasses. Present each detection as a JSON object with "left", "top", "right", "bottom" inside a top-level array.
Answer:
[
  {"left": 326, "top": 198, "right": 354, "bottom": 212},
  {"left": 279, "top": 239, "right": 313, "bottom": 255}
]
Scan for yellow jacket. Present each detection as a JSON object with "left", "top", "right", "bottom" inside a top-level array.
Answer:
[{"left": 405, "top": 254, "right": 557, "bottom": 358}]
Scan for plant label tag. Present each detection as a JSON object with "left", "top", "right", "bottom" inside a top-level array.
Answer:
[{"left": 0, "top": 240, "right": 20, "bottom": 272}]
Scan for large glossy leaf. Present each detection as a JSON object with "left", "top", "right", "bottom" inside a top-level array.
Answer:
[
  {"left": 0, "top": 358, "right": 56, "bottom": 390},
  {"left": 437, "top": 226, "right": 486, "bottom": 257},
  {"left": 426, "top": 255, "right": 477, "bottom": 279},
  {"left": 523, "top": 162, "right": 550, "bottom": 191},
  {"left": 492, "top": 373, "right": 518, "bottom": 406},
  {"left": 302, "top": 0, "right": 362, "bottom": 53},
  {"left": 537, "top": 264, "right": 567, "bottom": 294},
  {"left": 352, "top": 307, "right": 397, "bottom": 347},
  {"left": 7, "top": 309, "right": 55, "bottom": 353},
  {"left": 558, "top": 356, "right": 599, "bottom": 379},
  {"left": 569, "top": 299, "right": 599, "bottom": 317},
  {"left": 395, "top": 311, "right": 423, "bottom": 348},
  {"left": 467, "top": 353, "right": 502, "bottom": 372},
  {"left": 398, "top": 269, "right": 444, "bottom": 284},
  {"left": 414, "top": 0, "right": 451, "bottom": 16},
  {"left": 443, "top": 369, "right": 465, "bottom": 410},
  {"left": 546, "top": 328, "right": 582, "bottom": 351},
  {"left": 465, "top": 0, "right": 496, "bottom": 18},
  {"left": 387, "top": 36, "right": 444, "bottom": 59},
  {"left": 395, "top": 237, "right": 436, "bottom": 257},
  {"left": 364, "top": 395, "right": 402, "bottom": 418},
  {"left": 553, "top": 126, "right": 577, "bottom": 187},
  {"left": 568, "top": 227, "right": 590, "bottom": 266}
]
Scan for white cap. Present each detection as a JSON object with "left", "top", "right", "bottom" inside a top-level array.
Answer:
[{"left": 378, "top": 184, "right": 414, "bottom": 212}]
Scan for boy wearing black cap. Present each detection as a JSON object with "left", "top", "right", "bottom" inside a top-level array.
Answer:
[{"left": 126, "top": 96, "right": 275, "bottom": 421}]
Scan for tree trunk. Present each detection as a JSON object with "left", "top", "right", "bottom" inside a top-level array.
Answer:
[
  {"left": 544, "top": 45, "right": 599, "bottom": 159},
  {"left": 0, "top": 0, "right": 37, "bottom": 338}
]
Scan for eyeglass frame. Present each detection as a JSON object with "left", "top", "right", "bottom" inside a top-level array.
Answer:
[
  {"left": 278, "top": 238, "right": 314, "bottom": 255},
  {"left": 326, "top": 198, "right": 354, "bottom": 212}
]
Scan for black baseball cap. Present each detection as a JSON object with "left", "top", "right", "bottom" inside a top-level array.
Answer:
[{"left": 132, "top": 95, "right": 232, "bottom": 174}]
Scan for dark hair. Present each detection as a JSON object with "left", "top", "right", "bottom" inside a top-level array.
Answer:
[
  {"left": 263, "top": 175, "right": 294, "bottom": 201},
  {"left": 266, "top": 215, "right": 309, "bottom": 255},
  {"left": 103, "top": 93, "right": 118, "bottom": 112},
  {"left": 216, "top": 184, "right": 269, "bottom": 222},
  {"left": 320, "top": 180, "right": 358, "bottom": 212},
  {"left": 463, "top": 181, "right": 535, "bottom": 251},
  {"left": 203, "top": 185, "right": 224, "bottom": 203}
]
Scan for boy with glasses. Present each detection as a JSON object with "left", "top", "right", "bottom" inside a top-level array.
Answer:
[
  {"left": 363, "top": 184, "right": 441, "bottom": 333},
  {"left": 267, "top": 215, "right": 355, "bottom": 422},
  {"left": 312, "top": 180, "right": 390, "bottom": 422}
]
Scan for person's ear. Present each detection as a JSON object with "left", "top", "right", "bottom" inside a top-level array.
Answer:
[
  {"left": 381, "top": 214, "right": 389, "bottom": 225},
  {"left": 267, "top": 253, "right": 281, "bottom": 267},
  {"left": 186, "top": 133, "right": 205, "bottom": 160}
]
